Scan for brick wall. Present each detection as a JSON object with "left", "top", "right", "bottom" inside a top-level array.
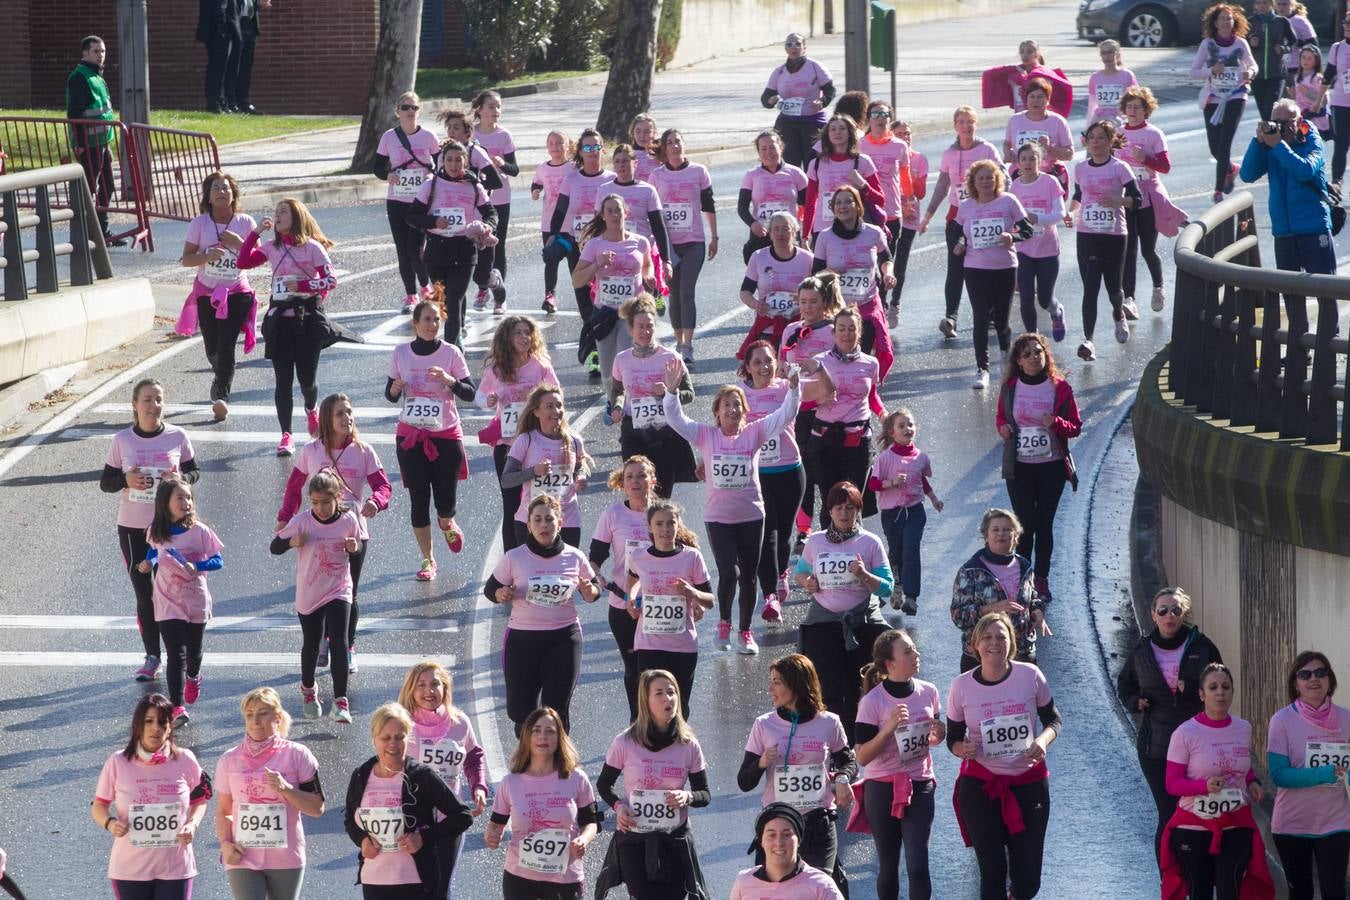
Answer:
[
  {"left": 0, "top": 0, "right": 33, "bottom": 108},
  {"left": 3, "top": 0, "right": 380, "bottom": 116}
]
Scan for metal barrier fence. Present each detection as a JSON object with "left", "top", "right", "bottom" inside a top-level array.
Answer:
[
  {"left": 1172, "top": 191, "right": 1349, "bottom": 450},
  {"left": 1, "top": 163, "right": 114, "bottom": 301},
  {"left": 0, "top": 116, "right": 221, "bottom": 253}
]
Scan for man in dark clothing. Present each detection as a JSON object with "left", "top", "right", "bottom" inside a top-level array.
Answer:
[
  {"left": 1247, "top": 0, "right": 1296, "bottom": 120},
  {"left": 65, "top": 35, "right": 123, "bottom": 246},
  {"left": 229, "top": 0, "right": 269, "bottom": 114},
  {"left": 196, "top": 0, "right": 240, "bottom": 112}
]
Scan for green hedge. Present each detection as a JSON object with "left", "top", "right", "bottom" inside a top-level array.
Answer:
[{"left": 656, "top": 0, "right": 683, "bottom": 70}]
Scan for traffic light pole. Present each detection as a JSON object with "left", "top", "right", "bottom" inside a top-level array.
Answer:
[{"left": 844, "top": 0, "right": 870, "bottom": 94}]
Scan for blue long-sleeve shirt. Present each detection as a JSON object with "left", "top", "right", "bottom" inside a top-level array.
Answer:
[{"left": 1239, "top": 128, "right": 1332, "bottom": 236}]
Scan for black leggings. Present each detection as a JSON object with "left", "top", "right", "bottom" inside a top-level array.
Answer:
[
  {"left": 956, "top": 774, "right": 1050, "bottom": 900},
  {"left": 633, "top": 648, "right": 698, "bottom": 717},
  {"left": 432, "top": 830, "right": 466, "bottom": 900},
  {"left": 493, "top": 443, "right": 524, "bottom": 552},
  {"left": 386, "top": 199, "right": 429, "bottom": 296},
  {"left": 1076, "top": 232, "right": 1125, "bottom": 341},
  {"left": 267, "top": 321, "right": 322, "bottom": 434},
  {"left": 1138, "top": 751, "right": 1175, "bottom": 866},
  {"left": 965, "top": 267, "right": 1014, "bottom": 371},
  {"left": 1251, "top": 77, "right": 1284, "bottom": 122},
  {"left": 347, "top": 538, "right": 368, "bottom": 648},
  {"left": 426, "top": 262, "right": 474, "bottom": 346},
  {"left": 775, "top": 115, "right": 821, "bottom": 169},
  {"left": 1015, "top": 253, "right": 1058, "bottom": 334},
  {"left": 196, "top": 292, "right": 252, "bottom": 402},
  {"left": 501, "top": 870, "right": 581, "bottom": 900},
  {"left": 707, "top": 519, "right": 765, "bottom": 631},
  {"left": 1203, "top": 99, "right": 1247, "bottom": 194},
  {"left": 892, "top": 225, "right": 917, "bottom": 304},
  {"left": 110, "top": 880, "right": 192, "bottom": 900},
  {"left": 944, "top": 218, "right": 966, "bottom": 319},
  {"left": 865, "top": 777, "right": 936, "bottom": 900},
  {"left": 362, "top": 884, "right": 433, "bottom": 900},
  {"left": 491, "top": 203, "right": 511, "bottom": 279},
  {"left": 300, "top": 599, "right": 350, "bottom": 697},
  {"left": 1169, "top": 826, "right": 1253, "bottom": 900},
  {"left": 541, "top": 233, "right": 562, "bottom": 294},
  {"left": 503, "top": 623, "right": 582, "bottom": 732},
  {"left": 1273, "top": 831, "right": 1350, "bottom": 900},
  {"left": 396, "top": 437, "right": 464, "bottom": 528},
  {"left": 794, "top": 411, "right": 817, "bottom": 523},
  {"left": 609, "top": 602, "right": 641, "bottom": 720},
  {"left": 1004, "top": 460, "right": 1068, "bottom": 580},
  {"left": 117, "top": 525, "right": 160, "bottom": 658},
  {"left": 1123, "top": 204, "right": 1162, "bottom": 298},
  {"left": 757, "top": 466, "right": 806, "bottom": 596},
  {"left": 157, "top": 619, "right": 204, "bottom": 707},
  {"left": 799, "top": 620, "right": 889, "bottom": 743},
  {"left": 807, "top": 434, "right": 871, "bottom": 529},
  {"left": 1333, "top": 106, "right": 1350, "bottom": 183},
  {"left": 742, "top": 230, "right": 771, "bottom": 264}
]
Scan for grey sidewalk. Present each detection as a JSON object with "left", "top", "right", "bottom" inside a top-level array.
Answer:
[{"left": 224, "top": 0, "right": 1201, "bottom": 206}]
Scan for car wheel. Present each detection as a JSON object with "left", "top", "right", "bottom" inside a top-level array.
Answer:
[{"left": 1120, "top": 7, "right": 1176, "bottom": 48}]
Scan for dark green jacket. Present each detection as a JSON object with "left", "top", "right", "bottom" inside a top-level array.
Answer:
[{"left": 66, "top": 60, "right": 115, "bottom": 148}]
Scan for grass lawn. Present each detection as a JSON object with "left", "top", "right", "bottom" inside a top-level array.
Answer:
[
  {"left": 0, "top": 108, "right": 355, "bottom": 146},
  {"left": 414, "top": 67, "right": 602, "bottom": 100}
]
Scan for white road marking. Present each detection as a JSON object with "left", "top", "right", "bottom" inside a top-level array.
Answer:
[
  {"left": 0, "top": 615, "right": 459, "bottom": 633},
  {"left": 63, "top": 427, "right": 491, "bottom": 445},
  {"left": 0, "top": 651, "right": 454, "bottom": 668}
]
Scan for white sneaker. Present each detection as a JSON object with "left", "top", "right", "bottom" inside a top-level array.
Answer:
[
  {"left": 971, "top": 368, "right": 989, "bottom": 390},
  {"left": 1114, "top": 316, "right": 1130, "bottom": 344},
  {"left": 938, "top": 316, "right": 957, "bottom": 339},
  {"left": 1151, "top": 286, "right": 1166, "bottom": 312},
  {"left": 1077, "top": 340, "right": 1096, "bottom": 361},
  {"left": 1122, "top": 297, "right": 1140, "bottom": 320}
]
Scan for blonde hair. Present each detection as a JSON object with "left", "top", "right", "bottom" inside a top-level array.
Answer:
[
  {"left": 952, "top": 105, "right": 978, "bottom": 126},
  {"left": 876, "top": 407, "right": 916, "bottom": 449},
  {"left": 369, "top": 701, "right": 414, "bottom": 740},
  {"left": 508, "top": 707, "right": 580, "bottom": 776},
  {"left": 397, "top": 660, "right": 460, "bottom": 719},
  {"left": 240, "top": 687, "right": 292, "bottom": 738},
  {"left": 711, "top": 384, "right": 749, "bottom": 429},
  {"left": 623, "top": 669, "right": 695, "bottom": 747},
  {"left": 607, "top": 454, "right": 657, "bottom": 492},
  {"left": 968, "top": 611, "right": 1018, "bottom": 661},
  {"left": 1153, "top": 587, "right": 1193, "bottom": 616},
  {"left": 963, "top": 159, "right": 1006, "bottom": 199},
  {"left": 395, "top": 90, "right": 420, "bottom": 111}
]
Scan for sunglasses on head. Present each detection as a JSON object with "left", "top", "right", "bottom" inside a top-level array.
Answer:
[
  {"left": 1297, "top": 667, "right": 1331, "bottom": 680},
  {"left": 1154, "top": 605, "right": 1184, "bottom": 617},
  {"left": 399, "top": 104, "right": 419, "bottom": 112},
  {"left": 1019, "top": 345, "right": 1044, "bottom": 358}
]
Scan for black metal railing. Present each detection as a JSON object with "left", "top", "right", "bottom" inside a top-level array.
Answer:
[
  {"left": 1171, "top": 191, "right": 1348, "bottom": 450},
  {"left": 1, "top": 163, "right": 113, "bottom": 301}
]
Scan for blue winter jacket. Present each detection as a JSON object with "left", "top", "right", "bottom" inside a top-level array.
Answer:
[{"left": 1239, "top": 126, "right": 1332, "bottom": 237}]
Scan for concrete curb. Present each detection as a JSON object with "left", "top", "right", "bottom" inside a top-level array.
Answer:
[{"left": 0, "top": 362, "right": 87, "bottom": 430}]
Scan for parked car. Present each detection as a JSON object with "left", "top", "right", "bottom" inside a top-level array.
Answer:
[{"left": 1077, "top": 0, "right": 1344, "bottom": 48}]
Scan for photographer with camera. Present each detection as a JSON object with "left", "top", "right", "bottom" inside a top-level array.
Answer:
[{"left": 1239, "top": 98, "right": 1337, "bottom": 275}]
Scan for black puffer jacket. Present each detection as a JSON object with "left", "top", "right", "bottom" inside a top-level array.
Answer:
[{"left": 1116, "top": 625, "right": 1223, "bottom": 760}]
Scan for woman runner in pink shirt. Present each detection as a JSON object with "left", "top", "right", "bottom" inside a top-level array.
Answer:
[
  {"left": 440, "top": 105, "right": 507, "bottom": 314},
  {"left": 1085, "top": 40, "right": 1138, "bottom": 131},
  {"left": 630, "top": 114, "right": 662, "bottom": 182},
  {"left": 1002, "top": 78, "right": 1073, "bottom": 194},
  {"left": 1008, "top": 142, "right": 1068, "bottom": 339},
  {"left": 547, "top": 128, "right": 614, "bottom": 368},
  {"left": 650, "top": 129, "right": 718, "bottom": 366},
  {"left": 608, "top": 144, "right": 671, "bottom": 295},
  {"left": 889, "top": 120, "right": 927, "bottom": 309},
  {"left": 731, "top": 803, "right": 844, "bottom": 899},
  {"left": 1119, "top": 86, "right": 1178, "bottom": 315},
  {"left": 531, "top": 130, "right": 573, "bottom": 313},
  {"left": 373, "top": 91, "right": 439, "bottom": 311},
  {"left": 739, "top": 130, "right": 809, "bottom": 263},
  {"left": 472, "top": 90, "right": 519, "bottom": 310},
  {"left": 762, "top": 32, "right": 836, "bottom": 168},
  {"left": 859, "top": 101, "right": 914, "bottom": 302},
  {"left": 781, "top": 276, "right": 843, "bottom": 544},
  {"left": 739, "top": 212, "right": 814, "bottom": 357},
  {"left": 949, "top": 509, "right": 1050, "bottom": 673},
  {"left": 214, "top": 687, "right": 324, "bottom": 900},
  {"left": 500, "top": 387, "right": 592, "bottom": 549}
]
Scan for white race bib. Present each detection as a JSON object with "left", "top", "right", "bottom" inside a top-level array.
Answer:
[
  {"left": 709, "top": 453, "right": 752, "bottom": 490},
  {"left": 527, "top": 574, "right": 575, "bottom": 607},
  {"left": 630, "top": 395, "right": 667, "bottom": 429},
  {"left": 641, "top": 594, "right": 687, "bottom": 635},
  {"left": 400, "top": 396, "right": 444, "bottom": 431},
  {"left": 393, "top": 168, "right": 425, "bottom": 199},
  {"left": 499, "top": 401, "right": 525, "bottom": 437},
  {"left": 1015, "top": 425, "right": 1054, "bottom": 463},
  {"left": 419, "top": 737, "right": 466, "bottom": 787},
  {"left": 1132, "top": 165, "right": 1152, "bottom": 183},
  {"left": 1095, "top": 84, "right": 1123, "bottom": 107},
  {"left": 570, "top": 212, "right": 592, "bottom": 236},
  {"left": 234, "top": 802, "right": 287, "bottom": 850},
  {"left": 202, "top": 249, "right": 239, "bottom": 285},
  {"left": 624, "top": 538, "right": 651, "bottom": 562},
  {"left": 1194, "top": 787, "right": 1246, "bottom": 819},
  {"left": 778, "top": 97, "right": 806, "bottom": 116},
  {"left": 764, "top": 290, "right": 796, "bottom": 316},
  {"left": 629, "top": 789, "right": 681, "bottom": 832},
  {"left": 894, "top": 719, "right": 932, "bottom": 764},
  {"left": 814, "top": 551, "right": 855, "bottom": 590},
  {"left": 1306, "top": 740, "right": 1350, "bottom": 770},
  {"left": 1013, "top": 130, "right": 1048, "bottom": 150},
  {"left": 531, "top": 469, "right": 572, "bottom": 500},
  {"left": 1081, "top": 203, "right": 1115, "bottom": 231},
  {"left": 956, "top": 184, "right": 972, "bottom": 203},
  {"left": 127, "top": 466, "right": 165, "bottom": 504},
  {"left": 128, "top": 802, "right": 181, "bottom": 849},
  {"left": 597, "top": 274, "right": 638, "bottom": 308},
  {"left": 759, "top": 434, "right": 782, "bottom": 465},
  {"left": 979, "top": 712, "right": 1034, "bottom": 760},
  {"left": 839, "top": 267, "right": 872, "bottom": 301},
  {"left": 774, "top": 763, "right": 826, "bottom": 809},
  {"left": 433, "top": 206, "right": 467, "bottom": 236},
  {"left": 970, "top": 217, "right": 1006, "bottom": 250},
  {"left": 272, "top": 277, "right": 292, "bottom": 301},
  {"left": 663, "top": 203, "right": 694, "bottom": 232},
  {"left": 756, "top": 201, "right": 791, "bottom": 224},
  {"left": 1342, "top": 70, "right": 1350, "bottom": 93},
  {"left": 1212, "top": 68, "right": 1241, "bottom": 90},
  {"left": 518, "top": 828, "right": 571, "bottom": 875},
  {"left": 358, "top": 805, "right": 404, "bottom": 852}
]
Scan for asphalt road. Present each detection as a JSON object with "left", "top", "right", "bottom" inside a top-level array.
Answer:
[{"left": 0, "top": 94, "right": 1314, "bottom": 898}]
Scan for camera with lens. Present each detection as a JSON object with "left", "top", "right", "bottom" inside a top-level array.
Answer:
[{"left": 1261, "top": 121, "right": 1280, "bottom": 136}]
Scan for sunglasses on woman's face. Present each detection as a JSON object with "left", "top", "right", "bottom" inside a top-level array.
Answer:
[
  {"left": 581, "top": 143, "right": 602, "bottom": 153},
  {"left": 785, "top": 41, "right": 803, "bottom": 48},
  {"left": 1297, "top": 667, "right": 1331, "bottom": 680},
  {"left": 1154, "top": 605, "right": 1184, "bottom": 617},
  {"left": 399, "top": 104, "right": 419, "bottom": 112}
]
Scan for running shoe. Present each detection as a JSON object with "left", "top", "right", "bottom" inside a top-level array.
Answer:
[
  {"left": 739, "top": 630, "right": 760, "bottom": 655},
  {"left": 777, "top": 570, "right": 790, "bottom": 600},
  {"left": 1050, "top": 302, "right": 1066, "bottom": 343},
  {"left": 793, "top": 531, "right": 808, "bottom": 557},
  {"left": 305, "top": 408, "right": 320, "bottom": 437},
  {"left": 493, "top": 302, "right": 505, "bottom": 316},
  {"left": 172, "top": 706, "right": 190, "bottom": 727},
  {"left": 276, "top": 432, "right": 295, "bottom": 456},
  {"left": 1034, "top": 575, "right": 1053, "bottom": 602},
  {"left": 316, "top": 636, "right": 329, "bottom": 668},
  {"left": 1211, "top": 190, "right": 1224, "bottom": 204},
  {"left": 717, "top": 620, "right": 733, "bottom": 651},
  {"left": 348, "top": 646, "right": 358, "bottom": 674},
  {"left": 680, "top": 344, "right": 695, "bottom": 367},
  {"left": 585, "top": 351, "right": 601, "bottom": 376},
  {"left": 134, "top": 655, "right": 161, "bottom": 682},
  {"left": 1223, "top": 162, "right": 1238, "bottom": 195},
  {"left": 1122, "top": 297, "right": 1140, "bottom": 320},
  {"left": 420, "top": 284, "right": 436, "bottom": 300},
  {"left": 1115, "top": 315, "right": 1130, "bottom": 344},
  {"left": 900, "top": 596, "right": 918, "bottom": 616},
  {"left": 443, "top": 519, "right": 464, "bottom": 553},
  {"left": 416, "top": 558, "right": 437, "bottom": 581},
  {"left": 402, "top": 294, "right": 417, "bottom": 313},
  {"left": 971, "top": 369, "right": 989, "bottom": 391},
  {"left": 489, "top": 268, "right": 506, "bottom": 308},
  {"left": 184, "top": 674, "right": 202, "bottom": 705},
  {"left": 301, "top": 685, "right": 322, "bottom": 719},
  {"left": 211, "top": 399, "right": 229, "bottom": 421},
  {"left": 473, "top": 288, "right": 490, "bottom": 311},
  {"left": 1151, "top": 285, "right": 1166, "bottom": 312},
  {"left": 542, "top": 291, "right": 557, "bottom": 315},
  {"left": 331, "top": 696, "right": 353, "bottom": 725},
  {"left": 1077, "top": 340, "right": 1096, "bottom": 361},
  {"left": 761, "top": 593, "right": 782, "bottom": 623},
  {"left": 938, "top": 315, "right": 957, "bottom": 339}
]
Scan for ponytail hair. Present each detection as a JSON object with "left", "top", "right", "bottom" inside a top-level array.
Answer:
[
  {"left": 647, "top": 498, "right": 699, "bottom": 548},
  {"left": 860, "top": 628, "right": 913, "bottom": 694}
]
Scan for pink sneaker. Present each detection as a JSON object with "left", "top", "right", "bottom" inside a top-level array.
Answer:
[
  {"left": 305, "top": 408, "right": 320, "bottom": 437},
  {"left": 739, "top": 629, "right": 760, "bottom": 655},
  {"left": 415, "top": 558, "right": 437, "bottom": 581},
  {"left": 402, "top": 294, "right": 417, "bottom": 312},
  {"left": 184, "top": 674, "right": 201, "bottom": 705},
  {"left": 777, "top": 570, "right": 790, "bottom": 599},
  {"left": 276, "top": 432, "right": 295, "bottom": 457},
  {"left": 761, "top": 593, "right": 782, "bottom": 623},
  {"left": 442, "top": 519, "right": 464, "bottom": 553},
  {"left": 716, "top": 620, "right": 732, "bottom": 650},
  {"left": 172, "top": 705, "right": 189, "bottom": 727},
  {"left": 420, "top": 284, "right": 436, "bottom": 300}
]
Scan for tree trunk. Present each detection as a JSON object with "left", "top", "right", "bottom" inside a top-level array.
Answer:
[
  {"left": 596, "top": 0, "right": 661, "bottom": 140},
  {"left": 351, "top": 0, "right": 423, "bottom": 173}
]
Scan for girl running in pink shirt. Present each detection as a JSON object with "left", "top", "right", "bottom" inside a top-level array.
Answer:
[
  {"left": 738, "top": 130, "right": 809, "bottom": 263},
  {"left": 440, "top": 105, "right": 507, "bottom": 313},
  {"left": 547, "top": 128, "right": 614, "bottom": 368},
  {"left": 471, "top": 90, "right": 519, "bottom": 311},
  {"left": 651, "top": 129, "right": 718, "bottom": 366},
  {"left": 1008, "top": 142, "right": 1068, "bottom": 339},
  {"left": 501, "top": 386, "right": 592, "bottom": 548},
  {"left": 629, "top": 114, "right": 662, "bottom": 183},
  {"left": 868, "top": 410, "right": 943, "bottom": 617},
  {"left": 781, "top": 275, "right": 843, "bottom": 542},
  {"left": 1085, "top": 40, "right": 1138, "bottom": 131},
  {"left": 531, "top": 130, "right": 573, "bottom": 313},
  {"left": 609, "top": 144, "right": 671, "bottom": 299},
  {"left": 1120, "top": 86, "right": 1181, "bottom": 315}
]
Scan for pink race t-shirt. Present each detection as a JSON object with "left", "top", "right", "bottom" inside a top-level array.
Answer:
[
  {"left": 579, "top": 233, "right": 651, "bottom": 310},
  {"left": 534, "top": 160, "right": 572, "bottom": 234},
  {"left": 1167, "top": 715, "right": 1254, "bottom": 823},
  {"left": 981, "top": 556, "right": 1024, "bottom": 605},
  {"left": 807, "top": 155, "right": 878, "bottom": 232},
  {"left": 1010, "top": 377, "right": 1063, "bottom": 464},
  {"left": 94, "top": 749, "right": 205, "bottom": 881},
  {"left": 730, "top": 864, "right": 843, "bottom": 899},
  {"left": 507, "top": 431, "right": 586, "bottom": 527},
  {"left": 607, "top": 181, "right": 663, "bottom": 242},
  {"left": 812, "top": 351, "right": 880, "bottom": 424},
  {"left": 490, "top": 543, "right": 595, "bottom": 631},
  {"left": 355, "top": 771, "right": 420, "bottom": 885},
  {"left": 947, "top": 662, "right": 1054, "bottom": 777},
  {"left": 1008, "top": 173, "right": 1065, "bottom": 259},
  {"left": 493, "top": 770, "right": 596, "bottom": 884},
  {"left": 855, "top": 679, "right": 942, "bottom": 780},
  {"left": 288, "top": 438, "right": 386, "bottom": 540},
  {"left": 629, "top": 545, "right": 711, "bottom": 653},
  {"left": 781, "top": 320, "right": 835, "bottom": 395},
  {"left": 376, "top": 126, "right": 440, "bottom": 204},
  {"left": 1004, "top": 112, "right": 1072, "bottom": 171},
  {"left": 939, "top": 140, "right": 1001, "bottom": 210},
  {"left": 410, "top": 708, "right": 481, "bottom": 799},
  {"left": 389, "top": 341, "right": 471, "bottom": 441},
  {"left": 766, "top": 59, "right": 833, "bottom": 118},
  {"left": 415, "top": 175, "right": 490, "bottom": 238},
  {"left": 605, "top": 733, "right": 707, "bottom": 830},
  {"left": 869, "top": 445, "right": 932, "bottom": 510},
  {"left": 592, "top": 500, "right": 653, "bottom": 609},
  {"left": 150, "top": 522, "right": 223, "bottom": 624},
  {"left": 1329, "top": 42, "right": 1350, "bottom": 107},
  {"left": 214, "top": 739, "right": 320, "bottom": 871},
  {"left": 1073, "top": 156, "right": 1136, "bottom": 237},
  {"left": 1267, "top": 702, "right": 1350, "bottom": 836},
  {"left": 276, "top": 509, "right": 360, "bottom": 615},
  {"left": 745, "top": 379, "right": 801, "bottom": 469},
  {"left": 1152, "top": 642, "right": 1186, "bottom": 692},
  {"left": 744, "top": 710, "right": 849, "bottom": 810},
  {"left": 246, "top": 235, "right": 333, "bottom": 285},
  {"left": 745, "top": 246, "right": 815, "bottom": 319},
  {"left": 741, "top": 164, "right": 808, "bottom": 226},
  {"left": 478, "top": 357, "right": 559, "bottom": 447},
  {"left": 634, "top": 151, "right": 661, "bottom": 183},
  {"left": 811, "top": 223, "right": 889, "bottom": 305},
  {"left": 1086, "top": 69, "right": 1138, "bottom": 126},
  {"left": 650, "top": 163, "right": 713, "bottom": 244},
  {"left": 902, "top": 150, "right": 929, "bottom": 230},
  {"left": 558, "top": 169, "right": 616, "bottom": 237},
  {"left": 859, "top": 135, "right": 911, "bottom": 219},
  {"left": 1120, "top": 122, "right": 1168, "bottom": 204},
  {"left": 106, "top": 425, "right": 196, "bottom": 529},
  {"left": 801, "top": 530, "right": 889, "bottom": 614},
  {"left": 612, "top": 345, "right": 682, "bottom": 422},
  {"left": 472, "top": 126, "right": 517, "bottom": 205},
  {"left": 186, "top": 212, "right": 256, "bottom": 289},
  {"left": 955, "top": 194, "right": 1028, "bottom": 270}
]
